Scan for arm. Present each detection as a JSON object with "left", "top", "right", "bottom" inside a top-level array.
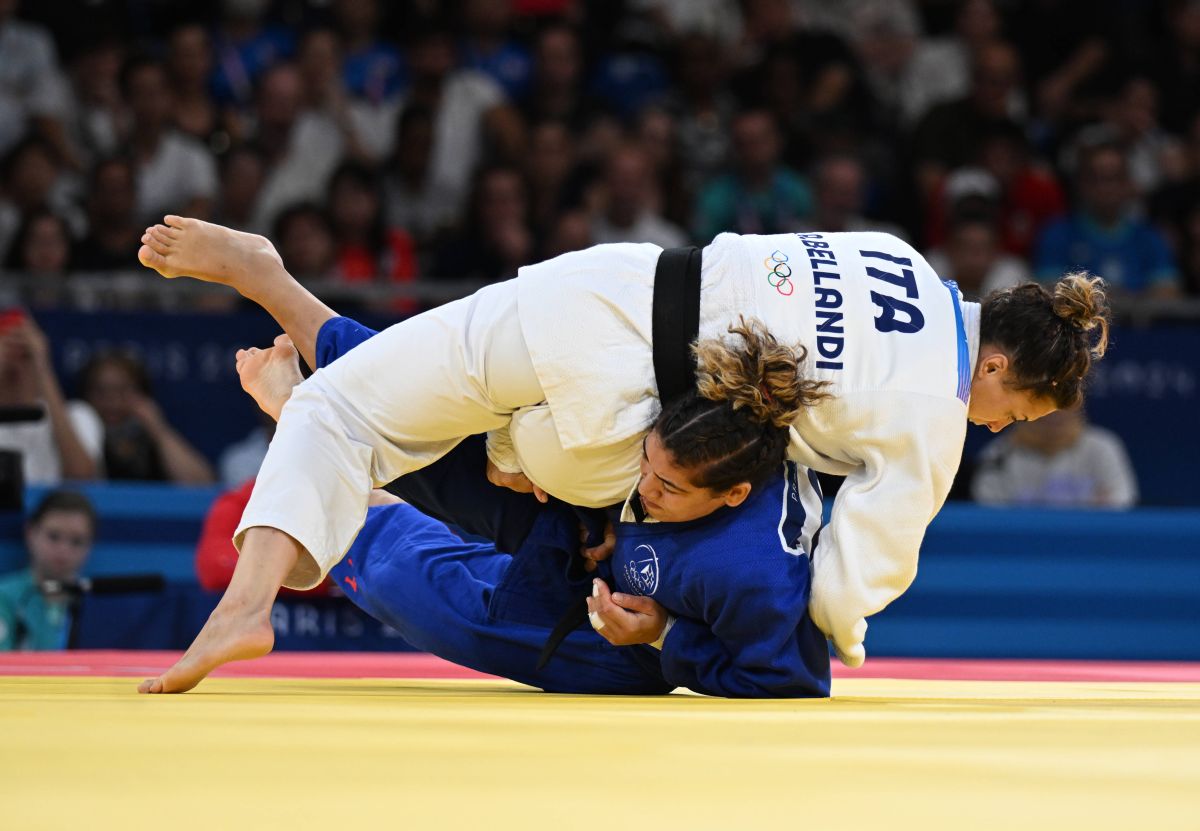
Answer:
[
  {"left": 586, "top": 566, "right": 826, "bottom": 699},
  {"left": 18, "top": 322, "right": 97, "bottom": 480},
  {"left": 659, "top": 559, "right": 827, "bottom": 698},
  {"left": 130, "top": 396, "right": 215, "bottom": 485},
  {"left": 806, "top": 391, "right": 964, "bottom": 667}
]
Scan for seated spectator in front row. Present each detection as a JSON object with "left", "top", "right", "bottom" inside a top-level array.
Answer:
[
  {"left": 0, "top": 313, "right": 101, "bottom": 485},
  {"left": 1035, "top": 142, "right": 1181, "bottom": 297},
  {"left": 78, "top": 352, "right": 215, "bottom": 484},
  {"left": 971, "top": 405, "right": 1137, "bottom": 509},
  {"left": 0, "top": 490, "right": 96, "bottom": 651}
]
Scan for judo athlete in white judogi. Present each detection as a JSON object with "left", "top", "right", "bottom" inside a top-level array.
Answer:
[{"left": 133, "top": 217, "right": 1109, "bottom": 693}]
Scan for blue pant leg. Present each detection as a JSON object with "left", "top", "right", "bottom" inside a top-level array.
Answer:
[{"left": 330, "top": 504, "right": 671, "bottom": 696}]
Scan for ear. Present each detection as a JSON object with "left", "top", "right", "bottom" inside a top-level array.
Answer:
[
  {"left": 722, "top": 482, "right": 752, "bottom": 508},
  {"left": 977, "top": 350, "right": 1009, "bottom": 379}
]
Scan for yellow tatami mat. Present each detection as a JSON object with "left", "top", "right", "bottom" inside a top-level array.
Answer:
[{"left": 3, "top": 675, "right": 1198, "bottom": 831}]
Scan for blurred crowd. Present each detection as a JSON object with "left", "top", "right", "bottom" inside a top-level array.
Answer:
[{"left": 0, "top": 0, "right": 1198, "bottom": 303}]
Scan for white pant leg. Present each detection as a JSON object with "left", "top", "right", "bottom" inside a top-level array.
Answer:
[{"left": 236, "top": 280, "right": 545, "bottom": 588}]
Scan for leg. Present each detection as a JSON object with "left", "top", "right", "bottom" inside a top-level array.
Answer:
[
  {"left": 334, "top": 503, "right": 671, "bottom": 695},
  {"left": 240, "top": 324, "right": 549, "bottom": 555},
  {"left": 138, "top": 526, "right": 298, "bottom": 694},
  {"left": 138, "top": 216, "right": 334, "bottom": 370}
]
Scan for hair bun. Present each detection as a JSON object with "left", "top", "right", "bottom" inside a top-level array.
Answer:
[{"left": 1052, "top": 272, "right": 1110, "bottom": 358}]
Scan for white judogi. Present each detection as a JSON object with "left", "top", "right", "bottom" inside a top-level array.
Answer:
[
  {"left": 514, "top": 232, "right": 978, "bottom": 667},
  {"left": 239, "top": 232, "right": 978, "bottom": 669}
]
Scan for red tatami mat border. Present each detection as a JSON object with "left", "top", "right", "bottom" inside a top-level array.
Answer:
[{"left": 3, "top": 651, "right": 1200, "bottom": 683}]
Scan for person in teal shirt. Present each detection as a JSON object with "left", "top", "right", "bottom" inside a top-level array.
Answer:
[
  {"left": 0, "top": 490, "right": 96, "bottom": 651},
  {"left": 693, "top": 109, "right": 813, "bottom": 244}
]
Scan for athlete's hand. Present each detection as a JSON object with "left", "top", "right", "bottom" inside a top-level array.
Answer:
[
  {"left": 586, "top": 579, "right": 667, "bottom": 646},
  {"left": 579, "top": 520, "right": 615, "bottom": 572},
  {"left": 485, "top": 459, "right": 549, "bottom": 503}
]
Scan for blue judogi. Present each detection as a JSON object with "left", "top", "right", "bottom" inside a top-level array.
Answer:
[{"left": 319, "top": 316, "right": 831, "bottom": 698}]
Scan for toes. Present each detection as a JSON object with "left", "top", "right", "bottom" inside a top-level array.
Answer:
[
  {"left": 164, "top": 214, "right": 190, "bottom": 230},
  {"left": 137, "top": 677, "right": 163, "bottom": 694},
  {"left": 138, "top": 244, "right": 167, "bottom": 270}
]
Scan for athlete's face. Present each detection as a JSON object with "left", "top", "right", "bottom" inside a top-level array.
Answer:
[
  {"left": 637, "top": 433, "right": 751, "bottom": 523},
  {"left": 967, "top": 346, "right": 1058, "bottom": 432}
]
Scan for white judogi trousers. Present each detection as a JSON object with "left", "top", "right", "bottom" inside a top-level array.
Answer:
[{"left": 237, "top": 280, "right": 640, "bottom": 589}]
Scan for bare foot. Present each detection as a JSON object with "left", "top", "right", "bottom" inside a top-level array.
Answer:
[
  {"left": 236, "top": 334, "right": 304, "bottom": 421},
  {"left": 138, "top": 215, "right": 285, "bottom": 292},
  {"left": 138, "top": 605, "right": 274, "bottom": 694}
]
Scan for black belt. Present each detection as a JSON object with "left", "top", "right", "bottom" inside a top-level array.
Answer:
[{"left": 535, "top": 246, "right": 703, "bottom": 673}]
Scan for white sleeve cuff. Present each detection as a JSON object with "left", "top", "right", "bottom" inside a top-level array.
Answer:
[{"left": 649, "top": 614, "right": 676, "bottom": 650}]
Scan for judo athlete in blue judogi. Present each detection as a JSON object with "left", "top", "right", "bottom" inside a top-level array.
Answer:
[{"left": 318, "top": 315, "right": 832, "bottom": 698}]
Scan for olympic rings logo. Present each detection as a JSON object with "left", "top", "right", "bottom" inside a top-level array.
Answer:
[{"left": 764, "top": 250, "right": 794, "bottom": 296}]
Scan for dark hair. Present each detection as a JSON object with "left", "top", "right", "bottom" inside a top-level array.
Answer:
[
  {"left": 979, "top": 273, "right": 1110, "bottom": 408},
  {"left": 119, "top": 54, "right": 166, "bottom": 98},
  {"left": 28, "top": 489, "right": 96, "bottom": 534},
  {"left": 3, "top": 208, "right": 72, "bottom": 271},
  {"left": 78, "top": 351, "right": 153, "bottom": 400},
  {"left": 653, "top": 317, "right": 830, "bottom": 492},
  {"left": 272, "top": 201, "right": 333, "bottom": 244}
]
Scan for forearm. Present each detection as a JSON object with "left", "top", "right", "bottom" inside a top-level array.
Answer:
[
  {"left": 38, "top": 374, "right": 97, "bottom": 480},
  {"left": 148, "top": 423, "right": 215, "bottom": 484}
]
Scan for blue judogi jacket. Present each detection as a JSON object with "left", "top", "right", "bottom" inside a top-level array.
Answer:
[{"left": 319, "top": 315, "right": 831, "bottom": 698}]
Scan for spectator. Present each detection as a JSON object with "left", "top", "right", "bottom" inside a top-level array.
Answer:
[
  {"left": 634, "top": 107, "right": 690, "bottom": 229},
  {"left": 120, "top": 57, "right": 219, "bottom": 224},
  {"left": 1148, "top": 0, "right": 1200, "bottom": 135},
  {"left": 458, "top": 0, "right": 532, "bottom": 101},
  {"left": 403, "top": 21, "right": 522, "bottom": 218},
  {"left": 383, "top": 104, "right": 460, "bottom": 243},
  {"left": 520, "top": 23, "right": 591, "bottom": 131},
  {"left": 543, "top": 208, "right": 593, "bottom": 259},
  {"left": 0, "top": 490, "right": 96, "bottom": 651},
  {"left": 925, "top": 213, "right": 1028, "bottom": 302},
  {"left": 972, "top": 406, "right": 1138, "bottom": 509},
  {"left": 693, "top": 109, "right": 812, "bottom": 242},
  {"left": 662, "top": 32, "right": 736, "bottom": 191},
  {"left": 910, "top": 40, "right": 1025, "bottom": 201},
  {"left": 273, "top": 203, "right": 336, "bottom": 283},
  {"left": 79, "top": 351, "right": 215, "bottom": 484},
  {"left": 898, "top": 0, "right": 1005, "bottom": 126},
  {"left": 1097, "top": 77, "right": 1175, "bottom": 193},
  {"left": 166, "top": 24, "right": 222, "bottom": 149},
  {"left": 432, "top": 165, "right": 533, "bottom": 282},
  {"left": 590, "top": 143, "right": 687, "bottom": 248},
  {"left": 326, "top": 161, "right": 418, "bottom": 292},
  {"left": 247, "top": 62, "right": 346, "bottom": 234},
  {"left": 209, "top": 0, "right": 295, "bottom": 111},
  {"left": 800, "top": 153, "right": 904, "bottom": 237},
  {"left": 333, "top": 0, "right": 404, "bottom": 104},
  {"left": 62, "top": 37, "right": 124, "bottom": 167},
  {"left": 1035, "top": 142, "right": 1181, "bottom": 296},
  {"left": 72, "top": 157, "right": 141, "bottom": 271},
  {"left": 214, "top": 144, "right": 265, "bottom": 232},
  {"left": 0, "top": 135, "right": 79, "bottom": 262},
  {"left": 1151, "top": 112, "right": 1200, "bottom": 294},
  {"left": 0, "top": 0, "right": 71, "bottom": 159},
  {"left": 526, "top": 119, "right": 583, "bottom": 239},
  {"left": 0, "top": 313, "right": 101, "bottom": 484},
  {"left": 4, "top": 210, "right": 72, "bottom": 305},
  {"left": 296, "top": 27, "right": 387, "bottom": 162}
]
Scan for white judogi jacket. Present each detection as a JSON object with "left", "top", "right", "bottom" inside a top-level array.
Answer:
[{"left": 515, "top": 232, "right": 980, "bottom": 667}]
